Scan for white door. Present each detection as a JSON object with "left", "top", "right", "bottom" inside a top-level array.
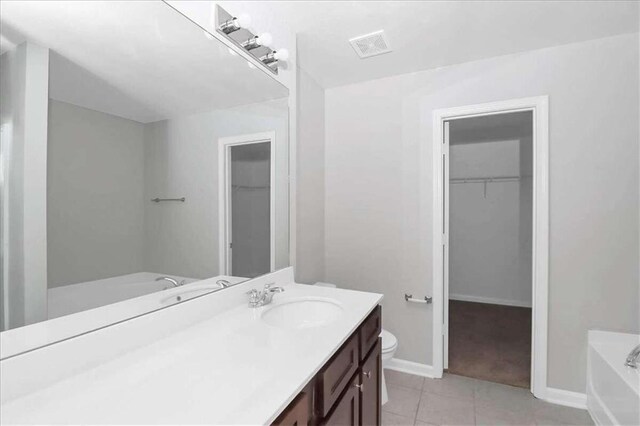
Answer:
[{"left": 443, "top": 121, "right": 450, "bottom": 369}]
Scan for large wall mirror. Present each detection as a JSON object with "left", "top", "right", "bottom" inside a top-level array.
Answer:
[{"left": 0, "top": 1, "right": 289, "bottom": 354}]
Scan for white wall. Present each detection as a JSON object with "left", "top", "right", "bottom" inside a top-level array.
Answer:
[
  {"left": 143, "top": 99, "right": 289, "bottom": 279},
  {"left": 449, "top": 138, "right": 532, "bottom": 307},
  {"left": 324, "top": 33, "right": 639, "bottom": 393},
  {"left": 47, "top": 100, "right": 146, "bottom": 287},
  {"left": 296, "top": 67, "right": 325, "bottom": 283},
  {"left": 0, "top": 43, "right": 49, "bottom": 329}
]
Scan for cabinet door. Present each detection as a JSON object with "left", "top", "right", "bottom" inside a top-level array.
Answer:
[
  {"left": 360, "top": 339, "right": 381, "bottom": 426},
  {"left": 273, "top": 393, "right": 309, "bottom": 426},
  {"left": 319, "top": 335, "right": 359, "bottom": 417},
  {"left": 323, "top": 374, "right": 360, "bottom": 426}
]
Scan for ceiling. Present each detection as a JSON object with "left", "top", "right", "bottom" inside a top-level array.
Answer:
[
  {"left": 255, "top": 0, "right": 639, "bottom": 88},
  {"left": 0, "top": 1, "right": 288, "bottom": 123}
]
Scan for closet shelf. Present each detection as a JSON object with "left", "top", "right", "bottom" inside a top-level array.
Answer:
[{"left": 450, "top": 175, "right": 521, "bottom": 184}]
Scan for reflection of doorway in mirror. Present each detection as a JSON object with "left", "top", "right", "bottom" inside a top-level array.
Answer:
[{"left": 219, "top": 132, "right": 276, "bottom": 278}]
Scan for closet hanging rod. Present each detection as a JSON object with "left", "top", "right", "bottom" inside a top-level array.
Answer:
[
  {"left": 231, "top": 184, "right": 270, "bottom": 190},
  {"left": 450, "top": 175, "right": 521, "bottom": 184}
]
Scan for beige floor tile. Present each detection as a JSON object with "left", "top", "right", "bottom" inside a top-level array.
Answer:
[
  {"left": 382, "top": 410, "right": 416, "bottom": 426},
  {"left": 386, "top": 369, "right": 425, "bottom": 390},
  {"left": 474, "top": 380, "right": 535, "bottom": 415},
  {"left": 475, "top": 405, "right": 535, "bottom": 425},
  {"left": 532, "top": 400, "right": 594, "bottom": 425},
  {"left": 384, "top": 385, "right": 422, "bottom": 418},
  {"left": 416, "top": 392, "right": 475, "bottom": 425},
  {"left": 423, "top": 374, "right": 477, "bottom": 400}
]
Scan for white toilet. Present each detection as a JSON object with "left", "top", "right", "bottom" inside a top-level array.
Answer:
[
  {"left": 315, "top": 282, "right": 398, "bottom": 406},
  {"left": 380, "top": 329, "right": 398, "bottom": 405}
]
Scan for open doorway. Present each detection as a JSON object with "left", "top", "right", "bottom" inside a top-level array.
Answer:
[
  {"left": 447, "top": 111, "right": 533, "bottom": 388},
  {"left": 432, "top": 97, "right": 549, "bottom": 398},
  {"left": 218, "top": 132, "right": 276, "bottom": 278}
]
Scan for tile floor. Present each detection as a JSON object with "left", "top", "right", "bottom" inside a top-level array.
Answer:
[{"left": 381, "top": 370, "right": 594, "bottom": 426}]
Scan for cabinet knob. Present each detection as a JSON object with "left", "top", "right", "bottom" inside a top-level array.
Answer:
[
  {"left": 363, "top": 371, "right": 371, "bottom": 378},
  {"left": 354, "top": 383, "right": 364, "bottom": 392}
]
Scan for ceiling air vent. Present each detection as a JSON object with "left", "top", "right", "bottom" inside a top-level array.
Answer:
[{"left": 349, "top": 30, "right": 391, "bottom": 59}]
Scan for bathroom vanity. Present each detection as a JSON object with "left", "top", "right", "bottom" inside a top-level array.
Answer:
[
  {"left": 0, "top": 269, "right": 383, "bottom": 424},
  {"left": 274, "top": 306, "right": 382, "bottom": 426}
]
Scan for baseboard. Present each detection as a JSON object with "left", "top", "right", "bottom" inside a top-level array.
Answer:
[
  {"left": 386, "top": 358, "right": 436, "bottom": 378},
  {"left": 449, "top": 293, "right": 532, "bottom": 308},
  {"left": 543, "top": 387, "right": 587, "bottom": 410}
]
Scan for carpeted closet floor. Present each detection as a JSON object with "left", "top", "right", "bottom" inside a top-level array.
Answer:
[{"left": 448, "top": 300, "right": 532, "bottom": 388}]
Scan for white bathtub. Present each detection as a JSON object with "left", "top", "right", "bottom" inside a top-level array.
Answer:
[
  {"left": 587, "top": 330, "right": 640, "bottom": 426},
  {"left": 48, "top": 272, "right": 197, "bottom": 319}
]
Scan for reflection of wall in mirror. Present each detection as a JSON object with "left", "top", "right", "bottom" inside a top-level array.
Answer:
[
  {"left": 143, "top": 99, "right": 289, "bottom": 279},
  {"left": 0, "top": 42, "right": 49, "bottom": 329},
  {"left": 46, "top": 98, "right": 288, "bottom": 289}
]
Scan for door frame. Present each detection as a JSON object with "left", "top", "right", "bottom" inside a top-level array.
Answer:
[
  {"left": 218, "top": 131, "right": 276, "bottom": 275},
  {"left": 431, "top": 96, "right": 549, "bottom": 398}
]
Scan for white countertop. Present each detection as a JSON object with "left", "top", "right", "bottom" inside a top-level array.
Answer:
[{"left": 1, "top": 283, "right": 382, "bottom": 425}]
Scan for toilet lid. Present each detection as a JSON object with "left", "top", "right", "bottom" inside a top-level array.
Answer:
[{"left": 381, "top": 329, "right": 397, "bottom": 352}]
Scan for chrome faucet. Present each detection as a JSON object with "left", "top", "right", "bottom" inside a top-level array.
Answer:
[
  {"left": 155, "top": 276, "right": 184, "bottom": 288},
  {"left": 625, "top": 344, "right": 640, "bottom": 368},
  {"left": 246, "top": 283, "right": 285, "bottom": 308},
  {"left": 216, "top": 279, "right": 232, "bottom": 288}
]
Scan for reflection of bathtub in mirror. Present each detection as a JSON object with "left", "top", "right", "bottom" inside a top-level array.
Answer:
[
  {"left": 48, "top": 273, "right": 200, "bottom": 319},
  {"left": 2, "top": 274, "right": 248, "bottom": 358}
]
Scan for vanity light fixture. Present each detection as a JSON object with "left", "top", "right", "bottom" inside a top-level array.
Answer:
[
  {"left": 260, "top": 49, "right": 289, "bottom": 65},
  {"left": 215, "top": 5, "right": 286, "bottom": 74},
  {"left": 241, "top": 33, "right": 272, "bottom": 50},
  {"left": 218, "top": 13, "right": 251, "bottom": 34}
]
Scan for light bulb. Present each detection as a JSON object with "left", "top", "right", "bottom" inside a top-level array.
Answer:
[
  {"left": 274, "top": 49, "right": 289, "bottom": 61},
  {"left": 256, "top": 33, "right": 272, "bottom": 48},
  {"left": 236, "top": 14, "right": 251, "bottom": 28}
]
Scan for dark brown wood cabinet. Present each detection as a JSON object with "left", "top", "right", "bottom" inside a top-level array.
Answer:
[
  {"left": 273, "top": 306, "right": 381, "bottom": 426},
  {"left": 273, "top": 393, "right": 310, "bottom": 426},
  {"left": 359, "top": 340, "right": 381, "bottom": 426},
  {"left": 323, "top": 374, "right": 360, "bottom": 426}
]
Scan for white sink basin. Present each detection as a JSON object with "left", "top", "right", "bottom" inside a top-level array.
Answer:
[{"left": 261, "top": 297, "right": 343, "bottom": 329}]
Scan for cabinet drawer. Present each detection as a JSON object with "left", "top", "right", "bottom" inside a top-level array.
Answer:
[
  {"left": 319, "top": 335, "right": 359, "bottom": 417},
  {"left": 358, "top": 306, "right": 381, "bottom": 361}
]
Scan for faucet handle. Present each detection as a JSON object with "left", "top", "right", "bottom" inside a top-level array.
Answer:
[{"left": 264, "top": 283, "right": 284, "bottom": 293}]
